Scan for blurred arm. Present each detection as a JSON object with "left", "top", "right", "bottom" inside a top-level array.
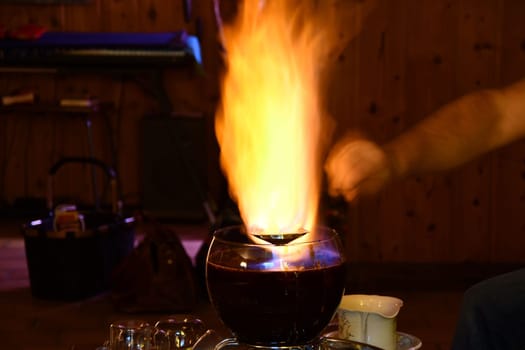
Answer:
[
  {"left": 325, "top": 78, "right": 525, "bottom": 201},
  {"left": 386, "top": 78, "right": 525, "bottom": 179}
]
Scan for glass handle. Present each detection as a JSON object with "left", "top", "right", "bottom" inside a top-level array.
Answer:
[
  {"left": 214, "top": 337, "right": 239, "bottom": 350},
  {"left": 193, "top": 329, "right": 226, "bottom": 350}
]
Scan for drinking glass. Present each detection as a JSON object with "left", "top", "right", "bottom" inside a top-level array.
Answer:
[
  {"left": 205, "top": 225, "right": 346, "bottom": 348},
  {"left": 154, "top": 314, "right": 207, "bottom": 350},
  {"left": 109, "top": 319, "right": 152, "bottom": 350}
]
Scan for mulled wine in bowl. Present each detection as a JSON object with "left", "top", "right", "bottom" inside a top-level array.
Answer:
[{"left": 205, "top": 225, "right": 346, "bottom": 348}]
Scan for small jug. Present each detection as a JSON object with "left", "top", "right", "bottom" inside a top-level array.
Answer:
[{"left": 337, "top": 294, "right": 403, "bottom": 350}]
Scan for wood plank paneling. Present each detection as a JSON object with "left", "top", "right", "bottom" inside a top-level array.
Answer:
[
  {"left": 489, "top": 0, "right": 525, "bottom": 262},
  {"left": 1, "top": 0, "right": 525, "bottom": 264},
  {"left": 62, "top": 2, "right": 101, "bottom": 30},
  {"left": 0, "top": 0, "right": 204, "bottom": 211},
  {"left": 449, "top": 0, "right": 502, "bottom": 262},
  {"left": 0, "top": 4, "right": 63, "bottom": 30},
  {"left": 325, "top": 3, "right": 368, "bottom": 262},
  {"left": 388, "top": 0, "right": 458, "bottom": 262},
  {"left": 371, "top": 1, "right": 408, "bottom": 262},
  {"left": 103, "top": 0, "right": 140, "bottom": 31},
  {"left": 137, "top": 0, "right": 186, "bottom": 30}
]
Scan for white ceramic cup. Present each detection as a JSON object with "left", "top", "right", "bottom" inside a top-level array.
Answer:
[{"left": 337, "top": 294, "right": 403, "bottom": 350}]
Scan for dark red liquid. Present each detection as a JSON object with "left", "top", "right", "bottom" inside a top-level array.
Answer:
[{"left": 207, "top": 260, "right": 346, "bottom": 346}]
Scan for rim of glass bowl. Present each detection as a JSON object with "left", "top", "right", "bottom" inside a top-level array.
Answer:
[{"left": 211, "top": 225, "right": 343, "bottom": 248}]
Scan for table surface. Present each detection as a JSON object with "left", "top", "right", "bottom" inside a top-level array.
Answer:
[{"left": 0, "top": 219, "right": 461, "bottom": 349}]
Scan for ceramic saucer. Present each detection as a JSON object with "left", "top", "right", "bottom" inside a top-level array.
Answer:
[{"left": 323, "top": 330, "right": 422, "bottom": 350}]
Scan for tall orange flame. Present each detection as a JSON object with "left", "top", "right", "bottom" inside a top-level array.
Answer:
[{"left": 215, "top": 0, "right": 343, "bottom": 236}]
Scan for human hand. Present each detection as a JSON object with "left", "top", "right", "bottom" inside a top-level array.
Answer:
[{"left": 324, "top": 136, "right": 393, "bottom": 201}]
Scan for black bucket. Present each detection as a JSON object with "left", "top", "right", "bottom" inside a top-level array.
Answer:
[{"left": 21, "top": 157, "right": 136, "bottom": 301}]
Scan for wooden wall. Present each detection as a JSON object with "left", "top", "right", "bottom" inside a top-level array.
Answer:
[
  {"left": 329, "top": 0, "right": 525, "bottom": 264},
  {"left": 1, "top": 0, "right": 525, "bottom": 264},
  {"left": 0, "top": 0, "right": 225, "bottom": 214}
]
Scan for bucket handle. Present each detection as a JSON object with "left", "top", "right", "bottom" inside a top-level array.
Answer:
[{"left": 47, "top": 157, "right": 121, "bottom": 215}]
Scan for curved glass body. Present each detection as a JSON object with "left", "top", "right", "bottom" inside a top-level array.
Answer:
[{"left": 206, "top": 225, "right": 346, "bottom": 347}]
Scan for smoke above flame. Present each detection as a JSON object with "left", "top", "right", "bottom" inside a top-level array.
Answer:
[{"left": 215, "top": 0, "right": 361, "bottom": 236}]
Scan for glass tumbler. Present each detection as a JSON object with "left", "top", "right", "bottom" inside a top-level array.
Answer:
[
  {"left": 154, "top": 314, "right": 207, "bottom": 350},
  {"left": 109, "top": 319, "right": 153, "bottom": 350}
]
